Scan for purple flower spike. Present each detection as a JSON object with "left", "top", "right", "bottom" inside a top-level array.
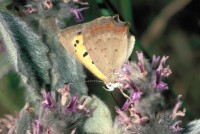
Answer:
[
  {"left": 115, "top": 107, "right": 134, "bottom": 130},
  {"left": 23, "top": 5, "right": 37, "bottom": 14},
  {"left": 129, "top": 105, "right": 149, "bottom": 125},
  {"left": 122, "top": 99, "right": 131, "bottom": 111},
  {"left": 118, "top": 79, "right": 142, "bottom": 109},
  {"left": 65, "top": 93, "right": 78, "bottom": 112},
  {"left": 170, "top": 120, "right": 183, "bottom": 132},
  {"left": 69, "top": 7, "right": 89, "bottom": 22},
  {"left": 121, "top": 62, "right": 133, "bottom": 75},
  {"left": 122, "top": 89, "right": 142, "bottom": 111},
  {"left": 41, "top": 90, "right": 55, "bottom": 110},
  {"left": 136, "top": 51, "right": 146, "bottom": 74},
  {"left": 160, "top": 56, "right": 169, "bottom": 65},
  {"left": 33, "top": 120, "right": 43, "bottom": 134},
  {"left": 151, "top": 55, "right": 160, "bottom": 70},
  {"left": 157, "top": 56, "right": 169, "bottom": 72},
  {"left": 128, "top": 81, "right": 142, "bottom": 101},
  {"left": 130, "top": 91, "right": 142, "bottom": 102},
  {"left": 128, "top": 81, "right": 138, "bottom": 91},
  {"left": 162, "top": 65, "right": 172, "bottom": 77},
  {"left": 154, "top": 70, "right": 168, "bottom": 91},
  {"left": 172, "top": 95, "right": 186, "bottom": 120}
]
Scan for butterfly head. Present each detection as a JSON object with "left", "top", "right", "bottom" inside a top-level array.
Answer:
[{"left": 104, "top": 82, "right": 123, "bottom": 91}]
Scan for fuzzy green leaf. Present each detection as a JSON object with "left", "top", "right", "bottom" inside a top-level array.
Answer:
[
  {"left": 0, "top": 9, "right": 51, "bottom": 97},
  {"left": 84, "top": 95, "right": 113, "bottom": 133}
]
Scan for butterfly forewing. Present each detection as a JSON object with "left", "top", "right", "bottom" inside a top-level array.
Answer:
[
  {"left": 58, "top": 23, "right": 108, "bottom": 82},
  {"left": 58, "top": 25, "right": 82, "bottom": 59}
]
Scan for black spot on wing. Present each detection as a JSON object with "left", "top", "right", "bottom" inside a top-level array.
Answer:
[
  {"left": 77, "top": 31, "right": 82, "bottom": 35},
  {"left": 83, "top": 52, "right": 88, "bottom": 57},
  {"left": 76, "top": 40, "right": 79, "bottom": 44}
]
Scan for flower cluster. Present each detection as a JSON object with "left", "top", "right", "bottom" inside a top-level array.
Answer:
[
  {"left": 113, "top": 52, "right": 185, "bottom": 133},
  {"left": 114, "top": 52, "right": 171, "bottom": 110},
  {"left": 22, "top": 0, "right": 89, "bottom": 22},
  {"left": 7, "top": 84, "right": 93, "bottom": 134}
]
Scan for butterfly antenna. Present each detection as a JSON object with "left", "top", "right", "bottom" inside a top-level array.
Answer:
[
  {"left": 66, "top": 80, "right": 104, "bottom": 85},
  {"left": 85, "top": 80, "right": 104, "bottom": 83}
]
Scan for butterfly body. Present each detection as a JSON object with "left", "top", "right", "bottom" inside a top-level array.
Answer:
[{"left": 58, "top": 15, "right": 135, "bottom": 90}]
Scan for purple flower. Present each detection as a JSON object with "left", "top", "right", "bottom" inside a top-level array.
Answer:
[
  {"left": 157, "top": 56, "right": 169, "bottom": 72},
  {"left": 128, "top": 81, "right": 142, "bottom": 102},
  {"left": 69, "top": 7, "right": 89, "bottom": 22},
  {"left": 129, "top": 105, "right": 149, "bottom": 124},
  {"left": 115, "top": 65, "right": 136, "bottom": 91},
  {"left": 32, "top": 120, "right": 43, "bottom": 134},
  {"left": 121, "top": 81, "right": 142, "bottom": 111},
  {"left": 153, "top": 70, "right": 168, "bottom": 90},
  {"left": 152, "top": 55, "right": 171, "bottom": 77},
  {"left": 65, "top": 93, "right": 78, "bottom": 113},
  {"left": 161, "top": 65, "right": 172, "bottom": 77},
  {"left": 122, "top": 99, "right": 131, "bottom": 111},
  {"left": 170, "top": 121, "right": 183, "bottom": 132},
  {"left": 78, "top": 97, "right": 93, "bottom": 116},
  {"left": 122, "top": 90, "right": 142, "bottom": 111},
  {"left": 65, "top": 93, "right": 92, "bottom": 115},
  {"left": 172, "top": 95, "right": 186, "bottom": 120},
  {"left": 152, "top": 56, "right": 171, "bottom": 90},
  {"left": 130, "top": 91, "right": 142, "bottom": 102},
  {"left": 41, "top": 90, "right": 55, "bottom": 110},
  {"left": 169, "top": 96, "right": 185, "bottom": 132},
  {"left": 121, "top": 62, "right": 133, "bottom": 75},
  {"left": 128, "top": 80, "right": 137, "bottom": 90},
  {"left": 151, "top": 55, "right": 160, "bottom": 70},
  {"left": 23, "top": 5, "right": 37, "bottom": 14},
  {"left": 136, "top": 51, "right": 146, "bottom": 74},
  {"left": 115, "top": 107, "right": 134, "bottom": 130}
]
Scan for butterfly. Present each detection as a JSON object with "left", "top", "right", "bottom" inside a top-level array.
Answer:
[{"left": 58, "top": 15, "right": 135, "bottom": 91}]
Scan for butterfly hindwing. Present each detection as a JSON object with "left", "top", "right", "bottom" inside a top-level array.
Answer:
[{"left": 82, "top": 15, "right": 130, "bottom": 80}]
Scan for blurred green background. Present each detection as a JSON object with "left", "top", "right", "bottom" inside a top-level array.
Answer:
[{"left": 0, "top": 0, "right": 200, "bottom": 124}]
